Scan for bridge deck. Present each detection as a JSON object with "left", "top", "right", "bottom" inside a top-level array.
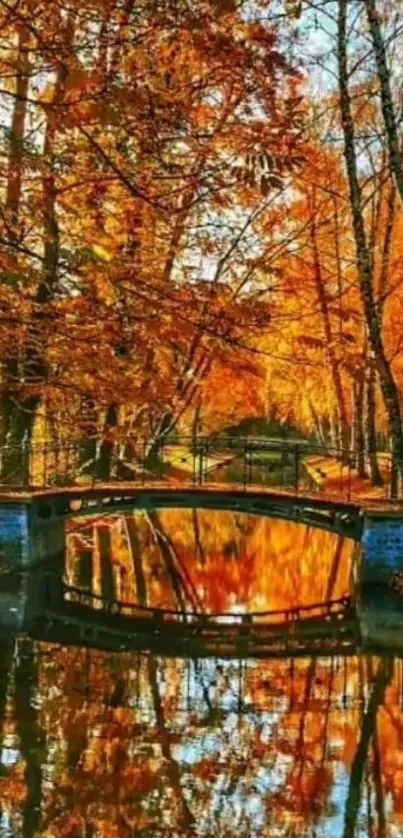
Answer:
[
  {"left": 22, "top": 483, "right": 363, "bottom": 539},
  {"left": 30, "top": 605, "right": 358, "bottom": 659},
  {"left": 27, "top": 572, "right": 358, "bottom": 658},
  {"left": 0, "top": 479, "right": 396, "bottom": 515},
  {"left": 0, "top": 480, "right": 359, "bottom": 506}
]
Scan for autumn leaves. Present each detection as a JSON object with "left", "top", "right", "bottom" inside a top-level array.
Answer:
[{"left": 1, "top": 0, "right": 403, "bottom": 495}]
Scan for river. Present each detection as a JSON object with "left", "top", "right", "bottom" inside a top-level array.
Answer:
[{"left": 0, "top": 507, "right": 400, "bottom": 837}]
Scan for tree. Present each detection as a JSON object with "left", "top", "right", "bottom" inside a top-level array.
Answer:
[
  {"left": 337, "top": 0, "right": 403, "bottom": 497},
  {"left": 0, "top": 0, "right": 305, "bottom": 477},
  {"left": 364, "top": 0, "right": 403, "bottom": 206}
]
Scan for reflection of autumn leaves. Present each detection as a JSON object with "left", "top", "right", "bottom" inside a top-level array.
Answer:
[
  {"left": 150, "top": 509, "right": 354, "bottom": 611},
  {"left": 65, "top": 508, "right": 354, "bottom": 614},
  {"left": 375, "top": 681, "right": 403, "bottom": 820},
  {"left": 6, "top": 645, "right": 403, "bottom": 835},
  {"left": 0, "top": 762, "right": 26, "bottom": 803},
  {"left": 0, "top": 648, "right": 398, "bottom": 838}
]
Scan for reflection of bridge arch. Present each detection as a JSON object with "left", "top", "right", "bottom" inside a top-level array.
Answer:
[
  {"left": 31, "top": 486, "right": 363, "bottom": 539},
  {"left": 26, "top": 568, "right": 358, "bottom": 659}
]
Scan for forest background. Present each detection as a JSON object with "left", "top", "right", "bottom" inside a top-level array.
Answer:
[{"left": 1, "top": 0, "right": 403, "bottom": 490}]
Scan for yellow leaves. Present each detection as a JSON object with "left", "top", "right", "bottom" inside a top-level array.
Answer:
[
  {"left": 92, "top": 244, "right": 112, "bottom": 263},
  {"left": 0, "top": 0, "right": 309, "bottom": 441}
]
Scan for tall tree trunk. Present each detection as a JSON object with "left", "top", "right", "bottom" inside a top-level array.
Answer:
[
  {"left": 364, "top": 0, "right": 403, "bottom": 206},
  {"left": 363, "top": 182, "right": 394, "bottom": 489},
  {"left": 353, "top": 375, "right": 366, "bottom": 478},
  {"left": 365, "top": 363, "right": 384, "bottom": 486},
  {"left": 338, "top": 0, "right": 403, "bottom": 499},
  {"left": 310, "top": 199, "right": 349, "bottom": 455},
  {"left": 5, "top": 25, "right": 29, "bottom": 233},
  {"left": 1, "top": 24, "right": 30, "bottom": 466},
  {"left": 308, "top": 396, "right": 328, "bottom": 447},
  {"left": 376, "top": 184, "right": 396, "bottom": 324},
  {"left": 78, "top": 397, "right": 98, "bottom": 472},
  {"left": 330, "top": 411, "right": 339, "bottom": 449},
  {"left": 2, "top": 13, "right": 75, "bottom": 480},
  {"left": 96, "top": 404, "right": 118, "bottom": 480}
]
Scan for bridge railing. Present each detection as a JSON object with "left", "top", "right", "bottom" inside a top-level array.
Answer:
[
  {"left": 60, "top": 581, "right": 353, "bottom": 629},
  {"left": 0, "top": 436, "right": 399, "bottom": 503}
]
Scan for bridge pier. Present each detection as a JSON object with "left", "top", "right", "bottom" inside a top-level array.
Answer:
[
  {"left": 0, "top": 503, "right": 30, "bottom": 568},
  {"left": 359, "top": 586, "right": 403, "bottom": 652},
  {"left": 362, "top": 515, "right": 403, "bottom": 584}
]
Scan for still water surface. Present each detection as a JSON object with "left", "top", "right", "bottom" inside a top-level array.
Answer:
[{"left": 0, "top": 507, "right": 400, "bottom": 837}]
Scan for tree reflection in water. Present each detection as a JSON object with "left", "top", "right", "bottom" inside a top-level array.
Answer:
[
  {"left": 0, "top": 508, "right": 395, "bottom": 837},
  {"left": 64, "top": 508, "right": 355, "bottom": 614},
  {"left": 0, "top": 645, "right": 401, "bottom": 837}
]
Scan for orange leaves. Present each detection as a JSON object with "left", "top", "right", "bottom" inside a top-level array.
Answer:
[
  {"left": 0, "top": 0, "right": 308, "bottom": 443},
  {"left": 199, "top": 359, "right": 265, "bottom": 434},
  {"left": 0, "top": 765, "right": 27, "bottom": 804},
  {"left": 56, "top": 812, "right": 85, "bottom": 838},
  {"left": 287, "top": 767, "right": 331, "bottom": 814},
  {"left": 121, "top": 764, "right": 159, "bottom": 797}
]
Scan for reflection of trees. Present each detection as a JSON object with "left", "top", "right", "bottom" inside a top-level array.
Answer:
[
  {"left": 64, "top": 508, "right": 354, "bottom": 616},
  {"left": 0, "top": 637, "right": 20, "bottom": 830},
  {"left": 124, "top": 513, "right": 147, "bottom": 606},
  {"left": 146, "top": 510, "right": 204, "bottom": 613},
  {"left": 192, "top": 508, "right": 205, "bottom": 566},
  {"left": 147, "top": 656, "right": 195, "bottom": 833},
  {"left": 3, "top": 644, "right": 403, "bottom": 836},
  {"left": 0, "top": 637, "right": 14, "bottom": 735},
  {"left": 7, "top": 506, "right": 403, "bottom": 835},
  {"left": 14, "top": 642, "right": 43, "bottom": 838},
  {"left": 326, "top": 535, "right": 344, "bottom": 600},
  {"left": 343, "top": 658, "right": 392, "bottom": 838}
]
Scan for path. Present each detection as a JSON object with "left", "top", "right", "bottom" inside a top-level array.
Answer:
[{"left": 304, "top": 454, "right": 393, "bottom": 505}]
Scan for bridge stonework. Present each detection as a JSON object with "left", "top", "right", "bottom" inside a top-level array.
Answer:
[
  {"left": 0, "top": 504, "right": 30, "bottom": 568},
  {"left": 362, "top": 517, "right": 403, "bottom": 584}
]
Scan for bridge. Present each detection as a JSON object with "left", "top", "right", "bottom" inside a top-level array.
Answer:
[
  {"left": 0, "top": 434, "right": 398, "bottom": 505},
  {"left": 0, "top": 435, "right": 398, "bottom": 570},
  {"left": 3, "top": 557, "right": 403, "bottom": 658},
  {"left": 0, "top": 435, "right": 400, "bottom": 655},
  {"left": 17, "top": 563, "right": 359, "bottom": 658},
  {"left": 28, "top": 484, "right": 363, "bottom": 539}
]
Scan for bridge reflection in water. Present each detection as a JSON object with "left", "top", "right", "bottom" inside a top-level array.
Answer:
[
  {"left": 0, "top": 502, "right": 361, "bottom": 657},
  {"left": 2, "top": 505, "right": 403, "bottom": 837}
]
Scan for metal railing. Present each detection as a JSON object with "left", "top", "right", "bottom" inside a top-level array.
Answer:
[
  {"left": 60, "top": 582, "right": 353, "bottom": 629},
  {"left": 0, "top": 436, "right": 399, "bottom": 503}
]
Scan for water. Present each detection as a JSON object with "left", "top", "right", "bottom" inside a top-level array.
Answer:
[
  {"left": 61, "top": 506, "right": 354, "bottom": 613},
  {"left": 0, "top": 507, "right": 401, "bottom": 836}
]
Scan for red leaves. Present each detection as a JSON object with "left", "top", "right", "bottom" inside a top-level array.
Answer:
[
  {"left": 121, "top": 764, "right": 158, "bottom": 796},
  {"left": 194, "top": 758, "right": 218, "bottom": 781}
]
